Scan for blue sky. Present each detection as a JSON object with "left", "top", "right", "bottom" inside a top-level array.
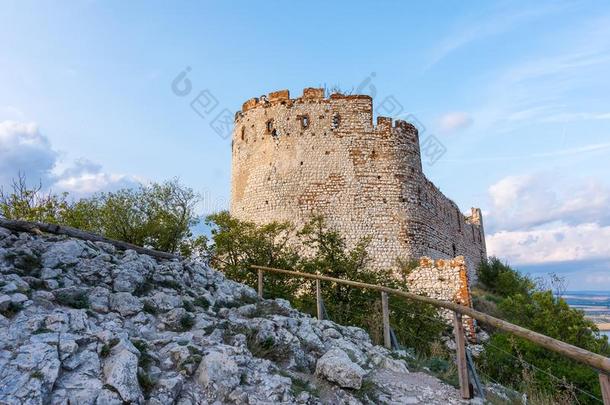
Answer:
[{"left": 1, "top": 1, "right": 610, "bottom": 290}]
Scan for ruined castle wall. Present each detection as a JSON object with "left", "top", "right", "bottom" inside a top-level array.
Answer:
[
  {"left": 230, "top": 88, "right": 486, "bottom": 279},
  {"left": 406, "top": 256, "right": 476, "bottom": 337}
]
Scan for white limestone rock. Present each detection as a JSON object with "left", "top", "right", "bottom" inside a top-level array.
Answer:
[
  {"left": 41, "top": 239, "right": 86, "bottom": 268},
  {"left": 196, "top": 349, "right": 240, "bottom": 394},
  {"left": 315, "top": 348, "right": 366, "bottom": 389},
  {"left": 109, "top": 292, "right": 143, "bottom": 316},
  {"left": 103, "top": 346, "right": 143, "bottom": 403}
]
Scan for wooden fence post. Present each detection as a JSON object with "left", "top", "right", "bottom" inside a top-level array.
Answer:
[
  {"left": 257, "top": 268, "right": 263, "bottom": 299},
  {"left": 316, "top": 279, "right": 323, "bottom": 320},
  {"left": 600, "top": 372, "right": 610, "bottom": 405},
  {"left": 381, "top": 291, "right": 391, "bottom": 350},
  {"left": 453, "top": 311, "right": 471, "bottom": 399}
]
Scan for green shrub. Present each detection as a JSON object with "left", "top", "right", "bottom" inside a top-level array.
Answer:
[
  {"left": 0, "top": 302, "right": 24, "bottom": 318},
  {"left": 159, "top": 279, "right": 181, "bottom": 290},
  {"left": 100, "top": 338, "right": 120, "bottom": 357},
  {"left": 475, "top": 259, "right": 610, "bottom": 404},
  {"left": 1, "top": 174, "right": 200, "bottom": 255},
  {"left": 132, "top": 339, "right": 155, "bottom": 369},
  {"left": 477, "top": 257, "right": 534, "bottom": 298},
  {"left": 137, "top": 371, "right": 155, "bottom": 398},
  {"left": 142, "top": 301, "right": 158, "bottom": 315},
  {"left": 182, "top": 300, "right": 195, "bottom": 312},
  {"left": 179, "top": 313, "right": 195, "bottom": 331},
  {"left": 193, "top": 296, "right": 210, "bottom": 309},
  {"left": 55, "top": 290, "right": 89, "bottom": 309}
]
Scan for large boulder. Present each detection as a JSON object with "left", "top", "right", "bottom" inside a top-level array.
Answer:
[
  {"left": 0, "top": 342, "right": 61, "bottom": 403},
  {"left": 102, "top": 345, "right": 143, "bottom": 403},
  {"left": 41, "top": 240, "right": 86, "bottom": 268},
  {"left": 315, "top": 348, "right": 366, "bottom": 389},
  {"left": 109, "top": 292, "right": 143, "bottom": 316},
  {"left": 196, "top": 349, "right": 240, "bottom": 395}
]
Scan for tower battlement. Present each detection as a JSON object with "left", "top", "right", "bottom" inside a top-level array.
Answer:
[{"left": 230, "top": 87, "right": 487, "bottom": 277}]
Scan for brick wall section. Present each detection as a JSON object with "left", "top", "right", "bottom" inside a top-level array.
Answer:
[{"left": 230, "top": 88, "right": 487, "bottom": 280}]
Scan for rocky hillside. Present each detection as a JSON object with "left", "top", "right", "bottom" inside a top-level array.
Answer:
[{"left": 0, "top": 225, "right": 471, "bottom": 404}]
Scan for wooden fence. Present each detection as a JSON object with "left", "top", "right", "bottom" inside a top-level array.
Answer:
[{"left": 252, "top": 265, "right": 610, "bottom": 403}]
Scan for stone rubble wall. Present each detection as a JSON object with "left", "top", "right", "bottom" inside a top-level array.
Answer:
[
  {"left": 406, "top": 256, "right": 476, "bottom": 339},
  {"left": 230, "top": 88, "right": 487, "bottom": 280}
]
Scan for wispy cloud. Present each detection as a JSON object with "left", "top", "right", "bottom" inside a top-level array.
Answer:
[
  {"left": 425, "top": 3, "right": 570, "bottom": 69},
  {"left": 438, "top": 112, "right": 473, "bottom": 133},
  {"left": 443, "top": 142, "right": 610, "bottom": 163},
  {"left": 539, "top": 112, "right": 610, "bottom": 123}
]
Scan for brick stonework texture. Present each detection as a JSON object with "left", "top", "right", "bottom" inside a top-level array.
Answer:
[{"left": 230, "top": 88, "right": 487, "bottom": 279}]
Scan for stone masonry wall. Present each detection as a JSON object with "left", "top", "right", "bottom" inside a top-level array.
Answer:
[
  {"left": 406, "top": 256, "right": 476, "bottom": 338},
  {"left": 230, "top": 88, "right": 487, "bottom": 280}
]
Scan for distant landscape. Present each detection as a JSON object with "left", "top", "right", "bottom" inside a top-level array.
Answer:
[{"left": 563, "top": 291, "right": 610, "bottom": 338}]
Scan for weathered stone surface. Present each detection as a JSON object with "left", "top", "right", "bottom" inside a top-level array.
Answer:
[
  {"left": 0, "top": 342, "right": 61, "bottom": 403},
  {"left": 315, "top": 348, "right": 366, "bottom": 389},
  {"left": 89, "top": 287, "right": 110, "bottom": 313},
  {"left": 109, "top": 292, "right": 142, "bottom": 316},
  {"left": 0, "top": 226, "right": 473, "bottom": 405},
  {"left": 103, "top": 347, "right": 143, "bottom": 403},
  {"left": 0, "top": 295, "right": 10, "bottom": 311},
  {"left": 230, "top": 89, "right": 486, "bottom": 279},
  {"left": 41, "top": 239, "right": 86, "bottom": 268},
  {"left": 196, "top": 349, "right": 240, "bottom": 393}
]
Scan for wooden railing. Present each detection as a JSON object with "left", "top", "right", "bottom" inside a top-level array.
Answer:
[
  {"left": 0, "top": 219, "right": 179, "bottom": 260},
  {"left": 252, "top": 264, "right": 610, "bottom": 403}
]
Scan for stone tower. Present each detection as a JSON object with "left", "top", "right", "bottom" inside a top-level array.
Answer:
[{"left": 230, "top": 88, "right": 487, "bottom": 277}]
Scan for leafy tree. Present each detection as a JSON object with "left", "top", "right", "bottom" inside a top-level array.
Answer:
[
  {"left": 477, "top": 256, "right": 535, "bottom": 298},
  {"left": 1, "top": 175, "right": 200, "bottom": 255},
  {"left": 206, "top": 211, "right": 301, "bottom": 300},
  {"left": 206, "top": 213, "right": 446, "bottom": 351},
  {"left": 0, "top": 173, "right": 72, "bottom": 223},
  {"left": 475, "top": 258, "right": 610, "bottom": 404}
]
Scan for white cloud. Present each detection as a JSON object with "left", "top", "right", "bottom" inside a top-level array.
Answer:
[
  {"left": 487, "top": 222, "right": 610, "bottom": 265},
  {"left": 53, "top": 158, "right": 140, "bottom": 197},
  {"left": 438, "top": 112, "right": 473, "bottom": 133},
  {"left": 539, "top": 112, "right": 610, "bottom": 123},
  {"left": 0, "top": 120, "right": 140, "bottom": 196},
  {"left": 487, "top": 173, "right": 610, "bottom": 232},
  {"left": 486, "top": 172, "right": 610, "bottom": 272},
  {"left": 0, "top": 121, "right": 57, "bottom": 187}
]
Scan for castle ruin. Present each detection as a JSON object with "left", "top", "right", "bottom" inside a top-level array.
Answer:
[{"left": 230, "top": 88, "right": 487, "bottom": 281}]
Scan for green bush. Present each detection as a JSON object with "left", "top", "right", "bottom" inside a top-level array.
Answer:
[
  {"left": 207, "top": 212, "right": 445, "bottom": 353},
  {"left": 179, "top": 313, "right": 195, "bottom": 331},
  {"left": 193, "top": 296, "right": 210, "bottom": 309},
  {"left": 477, "top": 257, "right": 534, "bottom": 298},
  {"left": 56, "top": 290, "right": 89, "bottom": 309},
  {"left": 475, "top": 258, "right": 610, "bottom": 404},
  {"left": 1, "top": 175, "right": 200, "bottom": 255}
]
